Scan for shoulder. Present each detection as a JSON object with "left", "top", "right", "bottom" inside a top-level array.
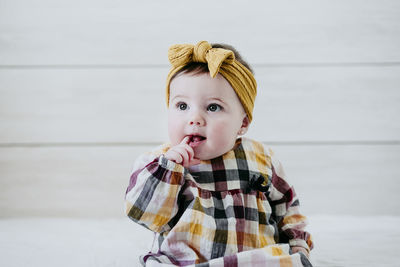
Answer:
[
  {"left": 239, "top": 138, "right": 296, "bottom": 199},
  {"left": 239, "top": 137, "right": 287, "bottom": 178},
  {"left": 235, "top": 137, "right": 274, "bottom": 177},
  {"left": 239, "top": 137, "right": 275, "bottom": 162}
]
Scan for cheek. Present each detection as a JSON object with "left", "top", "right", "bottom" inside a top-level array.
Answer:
[
  {"left": 209, "top": 120, "right": 240, "bottom": 143},
  {"left": 167, "top": 111, "right": 183, "bottom": 144},
  {"left": 214, "top": 118, "right": 242, "bottom": 134}
]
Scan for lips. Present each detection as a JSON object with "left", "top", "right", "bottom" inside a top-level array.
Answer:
[{"left": 188, "top": 135, "right": 206, "bottom": 147}]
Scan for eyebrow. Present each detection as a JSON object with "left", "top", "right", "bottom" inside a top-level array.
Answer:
[
  {"left": 208, "top": 97, "right": 226, "bottom": 104},
  {"left": 170, "top": 95, "right": 187, "bottom": 102},
  {"left": 170, "top": 95, "right": 227, "bottom": 104}
]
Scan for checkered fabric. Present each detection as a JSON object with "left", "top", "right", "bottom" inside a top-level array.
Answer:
[{"left": 125, "top": 138, "right": 313, "bottom": 266}]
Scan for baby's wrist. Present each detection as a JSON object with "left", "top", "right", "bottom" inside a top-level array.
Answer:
[
  {"left": 290, "top": 246, "right": 310, "bottom": 257},
  {"left": 158, "top": 154, "right": 185, "bottom": 173}
]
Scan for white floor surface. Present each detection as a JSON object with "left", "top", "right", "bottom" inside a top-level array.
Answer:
[{"left": 1, "top": 215, "right": 399, "bottom": 267}]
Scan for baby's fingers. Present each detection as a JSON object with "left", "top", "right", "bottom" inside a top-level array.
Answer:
[
  {"left": 164, "top": 149, "right": 183, "bottom": 164},
  {"left": 181, "top": 136, "right": 190, "bottom": 145},
  {"left": 174, "top": 146, "right": 190, "bottom": 165},
  {"left": 165, "top": 145, "right": 190, "bottom": 166},
  {"left": 165, "top": 137, "right": 196, "bottom": 167},
  {"left": 182, "top": 144, "right": 195, "bottom": 161}
]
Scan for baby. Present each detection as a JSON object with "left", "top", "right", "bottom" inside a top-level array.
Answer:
[{"left": 125, "top": 41, "right": 313, "bottom": 266}]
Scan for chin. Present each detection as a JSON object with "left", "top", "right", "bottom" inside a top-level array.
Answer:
[
  {"left": 195, "top": 142, "right": 235, "bottom": 160},
  {"left": 195, "top": 150, "right": 225, "bottom": 161},
  {"left": 194, "top": 150, "right": 213, "bottom": 161}
]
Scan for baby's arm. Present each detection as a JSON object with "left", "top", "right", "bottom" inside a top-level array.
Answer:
[
  {"left": 268, "top": 155, "right": 314, "bottom": 256},
  {"left": 125, "top": 150, "right": 186, "bottom": 233},
  {"left": 125, "top": 137, "right": 201, "bottom": 233}
]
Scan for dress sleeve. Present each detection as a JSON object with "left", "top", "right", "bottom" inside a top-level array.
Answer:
[
  {"left": 125, "top": 153, "right": 186, "bottom": 234},
  {"left": 267, "top": 154, "right": 314, "bottom": 252}
]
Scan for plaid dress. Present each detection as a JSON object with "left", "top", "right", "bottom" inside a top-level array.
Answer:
[{"left": 125, "top": 138, "right": 313, "bottom": 266}]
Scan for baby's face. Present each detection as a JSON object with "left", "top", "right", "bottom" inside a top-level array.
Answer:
[{"left": 168, "top": 72, "right": 249, "bottom": 160}]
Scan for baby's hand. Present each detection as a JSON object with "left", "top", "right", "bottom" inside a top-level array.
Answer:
[
  {"left": 291, "top": 246, "right": 309, "bottom": 258},
  {"left": 165, "top": 136, "right": 201, "bottom": 168}
]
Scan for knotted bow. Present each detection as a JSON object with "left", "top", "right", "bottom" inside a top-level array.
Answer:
[
  {"left": 166, "top": 41, "right": 257, "bottom": 122},
  {"left": 168, "top": 41, "right": 235, "bottom": 78}
]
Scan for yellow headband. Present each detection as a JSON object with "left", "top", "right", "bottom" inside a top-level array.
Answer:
[{"left": 166, "top": 41, "right": 257, "bottom": 122}]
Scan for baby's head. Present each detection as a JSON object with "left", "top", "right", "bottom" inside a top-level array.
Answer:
[{"left": 165, "top": 41, "right": 257, "bottom": 160}]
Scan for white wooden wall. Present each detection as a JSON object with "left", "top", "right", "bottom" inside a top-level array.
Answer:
[{"left": 1, "top": 0, "right": 399, "bottom": 218}]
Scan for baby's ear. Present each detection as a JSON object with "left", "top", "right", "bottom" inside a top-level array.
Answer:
[{"left": 238, "top": 116, "right": 250, "bottom": 135}]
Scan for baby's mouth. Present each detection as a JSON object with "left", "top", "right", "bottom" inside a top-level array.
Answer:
[{"left": 188, "top": 135, "right": 206, "bottom": 147}]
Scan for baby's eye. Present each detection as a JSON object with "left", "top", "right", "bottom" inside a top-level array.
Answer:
[
  {"left": 207, "top": 103, "right": 222, "bottom": 112},
  {"left": 177, "top": 102, "right": 188, "bottom": 110}
]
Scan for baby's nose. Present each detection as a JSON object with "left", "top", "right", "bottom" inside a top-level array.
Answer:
[{"left": 189, "top": 113, "right": 205, "bottom": 126}]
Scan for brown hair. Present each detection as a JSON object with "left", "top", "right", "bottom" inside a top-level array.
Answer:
[{"left": 170, "top": 43, "right": 253, "bottom": 80}]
